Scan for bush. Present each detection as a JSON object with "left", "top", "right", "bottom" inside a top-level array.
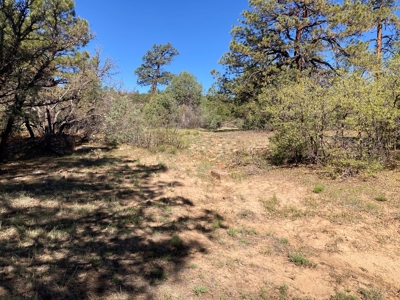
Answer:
[
  {"left": 103, "top": 92, "right": 186, "bottom": 149},
  {"left": 265, "top": 64, "right": 400, "bottom": 176},
  {"left": 200, "top": 90, "right": 233, "bottom": 129}
]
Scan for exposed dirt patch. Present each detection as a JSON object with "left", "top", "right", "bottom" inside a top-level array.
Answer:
[{"left": 0, "top": 131, "right": 399, "bottom": 299}]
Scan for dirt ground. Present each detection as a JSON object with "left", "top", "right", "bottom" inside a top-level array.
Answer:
[{"left": 0, "top": 130, "right": 399, "bottom": 300}]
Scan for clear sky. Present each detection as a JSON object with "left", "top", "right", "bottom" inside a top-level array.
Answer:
[{"left": 74, "top": 1, "right": 249, "bottom": 93}]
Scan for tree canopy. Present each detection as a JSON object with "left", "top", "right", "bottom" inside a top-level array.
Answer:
[
  {"left": 134, "top": 43, "right": 179, "bottom": 97},
  {"left": 0, "top": 0, "right": 92, "bottom": 158}
]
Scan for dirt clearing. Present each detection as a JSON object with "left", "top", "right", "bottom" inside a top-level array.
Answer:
[{"left": 0, "top": 131, "right": 399, "bottom": 299}]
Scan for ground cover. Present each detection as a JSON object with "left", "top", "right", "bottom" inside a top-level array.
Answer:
[{"left": 0, "top": 131, "right": 399, "bottom": 299}]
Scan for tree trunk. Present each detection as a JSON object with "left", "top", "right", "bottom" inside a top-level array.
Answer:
[
  {"left": 376, "top": 19, "right": 383, "bottom": 77},
  {"left": 46, "top": 108, "right": 54, "bottom": 135},
  {"left": 0, "top": 114, "right": 15, "bottom": 160},
  {"left": 25, "top": 117, "right": 35, "bottom": 139},
  {"left": 375, "top": 1, "right": 383, "bottom": 78},
  {"left": 0, "top": 94, "right": 24, "bottom": 160},
  {"left": 150, "top": 64, "right": 161, "bottom": 99}
]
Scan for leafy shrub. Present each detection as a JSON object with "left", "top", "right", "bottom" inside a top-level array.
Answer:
[
  {"left": 103, "top": 92, "right": 186, "bottom": 149},
  {"left": 265, "top": 64, "right": 400, "bottom": 176},
  {"left": 313, "top": 185, "right": 324, "bottom": 193}
]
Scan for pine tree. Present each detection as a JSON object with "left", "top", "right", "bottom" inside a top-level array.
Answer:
[
  {"left": 367, "top": 0, "right": 399, "bottom": 74},
  {"left": 134, "top": 43, "right": 179, "bottom": 97},
  {"left": 0, "top": 0, "right": 91, "bottom": 158},
  {"left": 218, "top": 0, "right": 367, "bottom": 105}
]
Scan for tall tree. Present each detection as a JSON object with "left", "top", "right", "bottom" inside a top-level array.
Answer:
[
  {"left": 134, "top": 43, "right": 179, "bottom": 97},
  {"left": 217, "top": 0, "right": 362, "bottom": 104},
  {"left": 368, "top": 0, "right": 399, "bottom": 74},
  {"left": 0, "top": 0, "right": 91, "bottom": 159}
]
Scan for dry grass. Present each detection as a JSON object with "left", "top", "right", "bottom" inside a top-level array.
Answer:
[{"left": 0, "top": 131, "right": 399, "bottom": 299}]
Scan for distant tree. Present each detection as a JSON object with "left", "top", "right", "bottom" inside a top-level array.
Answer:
[
  {"left": 165, "top": 71, "right": 202, "bottom": 107},
  {"left": 134, "top": 43, "right": 179, "bottom": 97},
  {"left": 143, "top": 71, "right": 203, "bottom": 128}
]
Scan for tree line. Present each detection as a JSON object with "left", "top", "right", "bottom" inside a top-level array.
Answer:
[
  {"left": 1, "top": 0, "right": 399, "bottom": 176},
  {"left": 213, "top": 0, "right": 400, "bottom": 176}
]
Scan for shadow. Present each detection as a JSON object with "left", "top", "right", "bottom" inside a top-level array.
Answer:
[
  {"left": 2, "top": 135, "right": 118, "bottom": 162},
  {"left": 0, "top": 153, "right": 223, "bottom": 299}
]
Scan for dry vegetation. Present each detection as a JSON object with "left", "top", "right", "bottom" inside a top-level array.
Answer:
[{"left": 0, "top": 131, "right": 399, "bottom": 300}]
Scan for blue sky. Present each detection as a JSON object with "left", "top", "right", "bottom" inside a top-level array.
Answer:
[{"left": 74, "top": 1, "right": 249, "bottom": 93}]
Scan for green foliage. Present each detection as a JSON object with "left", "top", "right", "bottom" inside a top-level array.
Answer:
[
  {"left": 193, "top": 285, "right": 208, "bottom": 296},
  {"left": 165, "top": 71, "right": 203, "bottom": 128},
  {"left": 143, "top": 92, "right": 178, "bottom": 127},
  {"left": 0, "top": 0, "right": 92, "bottom": 157},
  {"left": 215, "top": 0, "right": 368, "bottom": 123},
  {"left": 200, "top": 87, "right": 233, "bottom": 129},
  {"left": 313, "top": 185, "right": 325, "bottom": 194},
  {"left": 215, "top": 0, "right": 400, "bottom": 134},
  {"left": 264, "top": 61, "right": 400, "bottom": 176},
  {"left": 134, "top": 43, "right": 179, "bottom": 96},
  {"left": 288, "top": 253, "right": 309, "bottom": 266},
  {"left": 143, "top": 71, "right": 205, "bottom": 128},
  {"left": 166, "top": 71, "right": 203, "bottom": 107},
  {"left": 103, "top": 90, "right": 186, "bottom": 149},
  {"left": 104, "top": 92, "right": 146, "bottom": 145},
  {"left": 170, "top": 234, "right": 183, "bottom": 248},
  {"left": 375, "top": 194, "right": 387, "bottom": 202}
]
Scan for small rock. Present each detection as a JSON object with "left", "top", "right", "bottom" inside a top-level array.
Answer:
[{"left": 211, "top": 169, "right": 228, "bottom": 180}]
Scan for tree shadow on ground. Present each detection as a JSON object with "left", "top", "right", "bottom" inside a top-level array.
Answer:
[{"left": 0, "top": 153, "right": 224, "bottom": 299}]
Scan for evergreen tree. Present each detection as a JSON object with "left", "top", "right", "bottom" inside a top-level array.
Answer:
[
  {"left": 134, "top": 43, "right": 179, "bottom": 97},
  {"left": 366, "top": 0, "right": 399, "bottom": 74},
  {"left": 165, "top": 71, "right": 203, "bottom": 107},
  {"left": 217, "top": 0, "right": 364, "bottom": 105},
  {"left": 0, "top": 0, "right": 91, "bottom": 158}
]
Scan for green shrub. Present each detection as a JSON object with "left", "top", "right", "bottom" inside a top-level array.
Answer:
[
  {"left": 193, "top": 285, "right": 208, "bottom": 296},
  {"left": 313, "top": 185, "right": 324, "bottom": 193},
  {"left": 288, "top": 253, "right": 309, "bottom": 266},
  {"left": 375, "top": 194, "right": 387, "bottom": 202},
  {"left": 170, "top": 234, "right": 183, "bottom": 248}
]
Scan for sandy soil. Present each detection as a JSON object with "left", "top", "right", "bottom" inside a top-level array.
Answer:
[{"left": 0, "top": 130, "right": 399, "bottom": 300}]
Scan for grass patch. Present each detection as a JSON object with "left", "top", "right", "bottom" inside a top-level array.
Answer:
[
  {"left": 238, "top": 209, "right": 253, "bottom": 218},
  {"left": 170, "top": 234, "right": 184, "bottom": 248},
  {"left": 213, "top": 219, "right": 223, "bottom": 229},
  {"left": 375, "top": 194, "right": 387, "bottom": 202},
  {"left": 288, "top": 253, "right": 314, "bottom": 267},
  {"left": 330, "top": 292, "right": 359, "bottom": 300},
  {"left": 278, "top": 284, "right": 289, "bottom": 300},
  {"left": 279, "top": 238, "right": 289, "bottom": 245},
  {"left": 358, "top": 288, "right": 384, "bottom": 300},
  {"left": 228, "top": 227, "right": 258, "bottom": 237},
  {"left": 193, "top": 285, "right": 209, "bottom": 296},
  {"left": 313, "top": 185, "right": 324, "bottom": 193},
  {"left": 261, "top": 194, "right": 278, "bottom": 213}
]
